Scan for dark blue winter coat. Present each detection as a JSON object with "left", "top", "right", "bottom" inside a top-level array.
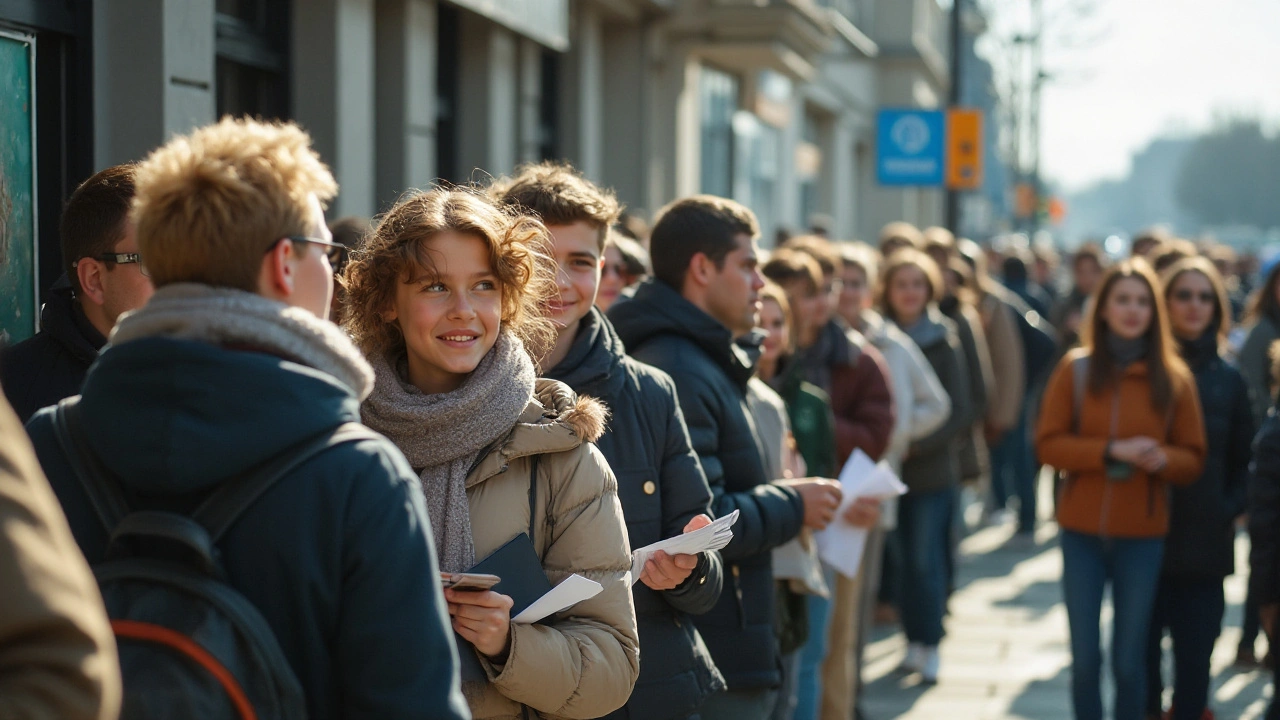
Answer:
[
  {"left": 24, "top": 334, "right": 470, "bottom": 720},
  {"left": 609, "top": 280, "right": 805, "bottom": 692},
  {"left": 545, "top": 307, "right": 725, "bottom": 720}
]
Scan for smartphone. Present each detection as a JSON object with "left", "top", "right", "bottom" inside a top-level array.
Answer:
[{"left": 440, "top": 572, "right": 501, "bottom": 592}]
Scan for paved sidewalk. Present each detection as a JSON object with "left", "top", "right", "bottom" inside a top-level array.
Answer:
[{"left": 861, "top": 518, "right": 1274, "bottom": 719}]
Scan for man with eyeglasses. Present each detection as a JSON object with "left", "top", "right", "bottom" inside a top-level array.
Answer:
[
  {"left": 1, "top": 164, "right": 154, "bottom": 422},
  {"left": 21, "top": 117, "right": 468, "bottom": 719}
]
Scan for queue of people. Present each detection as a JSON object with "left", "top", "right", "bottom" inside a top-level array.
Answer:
[{"left": 0, "top": 114, "right": 1277, "bottom": 720}]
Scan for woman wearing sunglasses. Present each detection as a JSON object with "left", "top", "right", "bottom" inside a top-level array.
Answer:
[{"left": 1144, "top": 257, "right": 1253, "bottom": 720}]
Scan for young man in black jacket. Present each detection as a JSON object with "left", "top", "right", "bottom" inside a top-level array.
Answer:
[
  {"left": 0, "top": 165, "right": 154, "bottom": 422},
  {"left": 22, "top": 118, "right": 468, "bottom": 719},
  {"left": 492, "top": 162, "right": 726, "bottom": 720},
  {"left": 609, "top": 195, "right": 842, "bottom": 720}
]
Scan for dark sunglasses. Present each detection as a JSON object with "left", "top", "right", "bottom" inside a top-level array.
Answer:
[
  {"left": 1171, "top": 289, "right": 1215, "bottom": 304},
  {"left": 267, "top": 236, "right": 349, "bottom": 267}
]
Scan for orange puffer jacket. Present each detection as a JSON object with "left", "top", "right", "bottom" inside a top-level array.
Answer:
[{"left": 1036, "top": 349, "right": 1207, "bottom": 539}]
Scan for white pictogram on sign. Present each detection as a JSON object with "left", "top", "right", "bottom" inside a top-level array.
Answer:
[{"left": 890, "top": 115, "right": 931, "bottom": 155}]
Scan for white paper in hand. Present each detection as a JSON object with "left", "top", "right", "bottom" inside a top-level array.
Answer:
[
  {"left": 511, "top": 574, "right": 603, "bottom": 624},
  {"left": 815, "top": 450, "right": 907, "bottom": 579},
  {"left": 629, "top": 510, "right": 740, "bottom": 585}
]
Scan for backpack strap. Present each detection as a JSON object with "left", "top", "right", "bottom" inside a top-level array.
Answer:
[
  {"left": 52, "top": 397, "right": 131, "bottom": 533},
  {"left": 1071, "top": 355, "right": 1088, "bottom": 434},
  {"left": 528, "top": 454, "right": 540, "bottom": 550},
  {"left": 193, "top": 422, "right": 382, "bottom": 543}
]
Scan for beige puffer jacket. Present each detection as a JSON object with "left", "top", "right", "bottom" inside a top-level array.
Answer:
[{"left": 463, "top": 380, "right": 639, "bottom": 720}]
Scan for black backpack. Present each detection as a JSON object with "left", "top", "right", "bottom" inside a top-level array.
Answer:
[{"left": 52, "top": 397, "right": 378, "bottom": 720}]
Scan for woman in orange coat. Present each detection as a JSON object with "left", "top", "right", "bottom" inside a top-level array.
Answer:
[{"left": 1036, "top": 258, "right": 1206, "bottom": 720}]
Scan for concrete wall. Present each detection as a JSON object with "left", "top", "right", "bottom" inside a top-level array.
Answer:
[
  {"left": 94, "top": 0, "right": 215, "bottom": 169},
  {"left": 294, "top": 0, "right": 376, "bottom": 216},
  {"left": 375, "top": 0, "right": 437, "bottom": 210}
]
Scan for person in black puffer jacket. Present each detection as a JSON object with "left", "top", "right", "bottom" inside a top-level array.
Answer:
[
  {"left": 491, "top": 163, "right": 726, "bottom": 720},
  {"left": 1147, "top": 258, "right": 1253, "bottom": 720},
  {"left": 610, "top": 196, "right": 841, "bottom": 720},
  {"left": 1251, "top": 385, "right": 1280, "bottom": 720},
  {"left": 1, "top": 165, "right": 153, "bottom": 423}
]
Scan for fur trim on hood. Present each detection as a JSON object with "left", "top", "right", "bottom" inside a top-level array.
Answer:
[{"left": 533, "top": 378, "right": 608, "bottom": 443}]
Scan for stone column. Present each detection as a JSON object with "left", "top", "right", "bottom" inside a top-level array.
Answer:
[
  {"left": 294, "top": 0, "right": 377, "bottom": 216},
  {"left": 94, "top": 0, "right": 215, "bottom": 168},
  {"left": 375, "top": 0, "right": 437, "bottom": 208}
]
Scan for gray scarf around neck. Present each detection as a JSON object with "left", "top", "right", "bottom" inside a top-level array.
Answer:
[
  {"left": 110, "top": 283, "right": 374, "bottom": 399},
  {"left": 1107, "top": 333, "right": 1148, "bottom": 367},
  {"left": 361, "top": 331, "right": 536, "bottom": 572}
]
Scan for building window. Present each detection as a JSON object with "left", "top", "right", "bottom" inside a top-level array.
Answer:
[
  {"left": 215, "top": 0, "right": 288, "bottom": 119},
  {"left": 435, "top": 3, "right": 461, "bottom": 183},
  {"left": 700, "top": 66, "right": 739, "bottom": 198},
  {"left": 733, "top": 112, "right": 781, "bottom": 244},
  {"left": 797, "top": 107, "right": 826, "bottom": 231},
  {"left": 538, "top": 49, "right": 560, "bottom": 161}
]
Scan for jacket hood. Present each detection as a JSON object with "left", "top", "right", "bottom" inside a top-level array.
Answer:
[
  {"left": 468, "top": 379, "right": 607, "bottom": 486},
  {"left": 608, "top": 279, "right": 756, "bottom": 388},
  {"left": 76, "top": 336, "right": 362, "bottom": 496},
  {"left": 41, "top": 277, "right": 106, "bottom": 363},
  {"left": 543, "top": 307, "right": 627, "bottom": 398}
]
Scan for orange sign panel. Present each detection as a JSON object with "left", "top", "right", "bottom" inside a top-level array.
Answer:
[{"left": 946, "top": 109, "right": 983, "bottom": 191}]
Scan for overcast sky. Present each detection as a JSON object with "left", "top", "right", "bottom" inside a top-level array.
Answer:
[{"left": 982, "top": 0, "right": 1280, "bottom": 192}]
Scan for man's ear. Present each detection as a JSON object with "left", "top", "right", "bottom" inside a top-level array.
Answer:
[
  {"left": 691, "top": 252, "right": 719, "bottom": 288},
  {"left": 76, "top": 259, "right": 106, "bottom": 307},
  {"left": 259, "top": 239, "right": 298, "bottom": 300}
]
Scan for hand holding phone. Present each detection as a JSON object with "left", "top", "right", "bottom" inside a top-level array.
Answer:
[{"left": 440, "top": 572, "right": 501, "bottom": 592}]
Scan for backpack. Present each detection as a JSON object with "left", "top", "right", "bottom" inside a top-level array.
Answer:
[{"left": 52, "top": 396, "right": 380, "bottom": 720}]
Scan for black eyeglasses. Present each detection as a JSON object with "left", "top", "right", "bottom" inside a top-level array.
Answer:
[
  {"left": 268, "top": 236, "right": 349, "bottom": 267},
  {"left": 1172, "top": 289, "right": 1216, "bottom": 304},
  {"left": 74, "top": 252, "right": 150, "bottom": 277}
]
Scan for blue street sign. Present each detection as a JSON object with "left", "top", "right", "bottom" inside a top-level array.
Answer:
[{"left": 876, "top": 109, "right": 945, "bottom": 187}]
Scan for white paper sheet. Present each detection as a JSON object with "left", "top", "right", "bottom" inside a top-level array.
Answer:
[
  {"left": 511, "top": 574, "right": 603, "bottom": 624},
  {"left": 629, "top": 509, "right": 740, "bottom": 585},
  {"left": 815, "top": 450, "right": 908, "bottom": 579}
]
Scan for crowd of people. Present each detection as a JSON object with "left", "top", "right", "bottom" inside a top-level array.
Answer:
[{"left": 0, "top": 115, "right": 1277, "bottom": 720}]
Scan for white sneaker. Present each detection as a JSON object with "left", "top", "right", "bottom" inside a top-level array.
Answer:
[
  {"left": 920, "top": 645, "right": 940, "bottom": 684},
  {"left": 899, "top": 642, "right": 925, "bottom": 673}
]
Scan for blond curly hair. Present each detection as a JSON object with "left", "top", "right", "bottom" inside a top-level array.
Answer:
[
  {"left": 341, "top": 187, "right": 558, "bottom": 361},
  {"left": 131, "top": 116, "right": 337, "bottom": 290}
]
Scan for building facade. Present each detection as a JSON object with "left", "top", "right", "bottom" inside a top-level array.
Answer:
[{"left": 0, "top": 0, "right": 969, "bottom": 343}]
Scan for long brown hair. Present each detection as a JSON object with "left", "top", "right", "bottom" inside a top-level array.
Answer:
[
  {"left": 1161, "top": 256, "right": 1231, "bottom": 347},
  {"left": 1081, "top": 258, "right": 1183, "bottom": 412},
  {"left": 1245, "top": 260, "right": 1280, "bottom": 326}
]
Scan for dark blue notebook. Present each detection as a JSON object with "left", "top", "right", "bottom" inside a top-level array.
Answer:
[{"left": 455, "top": 531, "right": 552, "bottom": 681}]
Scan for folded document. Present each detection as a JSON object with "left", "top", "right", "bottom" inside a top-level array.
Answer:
[
  {"left": 629, "top": 510, "right": 740, "bottom": 585},
  {"left": 815, "top": 450, "right": 908, "bottom": 579}
]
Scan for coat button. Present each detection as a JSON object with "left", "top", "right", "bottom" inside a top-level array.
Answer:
[{"left": 643, "top": 481, "right": 656, "bottom": 495}]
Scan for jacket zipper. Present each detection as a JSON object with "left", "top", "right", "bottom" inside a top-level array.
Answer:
[{"left": 1097, "top": 389, "right": 1122, "bottom": 538}]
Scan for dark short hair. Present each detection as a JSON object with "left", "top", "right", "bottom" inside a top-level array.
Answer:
[
  {"left": 762, "top": 248, "right": 822, "bottom": 296},
  {"left": 649, "top": 195, "right": 759, "bottom": 289},
  {"left": 61, "top": 164, "right": 137, "bottom": 294},
  {"left": 490, "top": 161, "right": 621, "bottom": 250},
  {"left": 781, "top": 234, "right": 841, "bottom": 277}
]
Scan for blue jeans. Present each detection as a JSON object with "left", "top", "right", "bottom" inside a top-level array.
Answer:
[
  {"left": 897, "top": 487, "right": 956, "bottom": 646},
  {"left": 1144, "top": 576, "right": 1225, "bottom": 720},
  {"left": 1060, "top": 530, "right": 1165, "bottom": 720},
  {"left": 792, "top": 567, "right": 837, "bottom": 720},
  {"left": 990, "top": 406, "right": 1039, "bottom": 532}
]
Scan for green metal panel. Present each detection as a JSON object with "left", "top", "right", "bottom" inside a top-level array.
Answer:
[{"left": 0, "top": 30, "right": 36, "bottom": 344}]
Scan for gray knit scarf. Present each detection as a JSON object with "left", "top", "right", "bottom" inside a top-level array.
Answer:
[
  {"left": 110, "top": 283, "right": 374, "bottom": 399},
  {"left": 361, "top": 331, "right": 536, "bottom": 572}
]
